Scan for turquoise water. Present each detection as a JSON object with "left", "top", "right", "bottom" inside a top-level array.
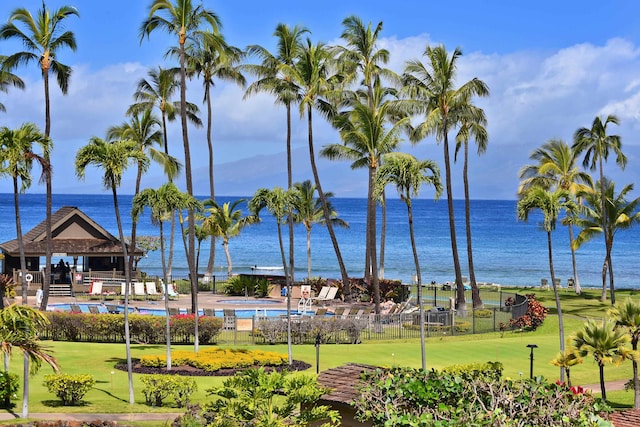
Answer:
[{"left": 2, "top": 193, "right": 639, "bottom": 289}]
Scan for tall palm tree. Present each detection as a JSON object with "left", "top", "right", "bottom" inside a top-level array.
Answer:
[
  {"left": 291, "top": 38, "right": 352, "bottom": 299},
  {"left": 249, "top": 187, "right": 298, "bottom": 365},
  {"left": 186, "top": 33, "right": 245, "bottom": 282},
  {"left": 517, "top": 186, "right": 577, "bottom": 383},
  {"left": 455, "top": 111, "right": 488, "bottom": 308},
  {"left": 403, "top": 45, "right": 489, "bottom": 313},
  {"left": 0, "top": 59, "right": 24, "bottom": 112},
  {"left": 131, "top": 182, "right": 200, "bottom": 370},
  {"left": 127, "top": 66, "right": 194, "bottom": 277},
  {"left": 573, "top": 115, "right": 626, "bottom": 303},
  {"left": 322, "top": 84, "right": 409, "bottom": 314},
  {"left": 571, "top": 318, "right": 638, "bottom": 401},
  {"left": 75, "top": 137, "right": 146, "bottom": 405},
  {"left": 574, "top": 179, "right": 640, "bottom": 303},
  {"left": 245, "top": 23, "right": 309, "bottom": 286},
  {"left": 201, "top": 199, "right": 258, "bottom": 278},
  {"left": 519, "top": 139, "right": 593, "bottom": 295},
  {"left": 292, "top": 180, "right": 349, "bottom": 281},
  {"left": 0, "top": 303, "right": 59, "bottom": 418},
  {"left": 0, "top": 2, "right": 79, "bottom": 312},
  {"left": 609, "top": 298, "right": 640, "bottom": 408},
  {"left": 375, "top": 152, "right": 442, "bottom": 371},
  {"left": 0, "top": 123, "right": 50, "bottom": 305},
  {"left": 333, "top": 15, "right": 396, "bottom": 281},
  {"left": 141, "top": 0, "right": 221, "bottom": 329}
]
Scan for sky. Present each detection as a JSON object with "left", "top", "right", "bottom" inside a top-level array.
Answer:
[{"left": 0, "top": 0, "right": 639, "bottom": 200}]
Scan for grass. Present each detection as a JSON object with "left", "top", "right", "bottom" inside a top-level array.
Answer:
[{"left": 0, "top": 286, "right": 638, "bottom": 421}]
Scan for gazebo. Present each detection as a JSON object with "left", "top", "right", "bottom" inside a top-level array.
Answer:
[{"left": 0, "top": 206, "right": 143, "bottom": 296}]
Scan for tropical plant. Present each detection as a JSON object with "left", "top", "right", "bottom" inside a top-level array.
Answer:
[
  {"left": 186, "top": 32, "right": 245, "bottom": 282},
  {"left": 201, "top": 199, "right": 258, "bottom": 278},
  {"left": 0, "top": 303, "right": 59, "bottom": 418},
  {"left": 455, "top": 110, "right": 488, "bottom": 308},
  {"left": 292, "top": 180, "right": 349, "bottom": 281},
  {"left": 131, "top": 182, "right": 200, "bottom": 370},
  {"left": 572, "top": 115, "right": 626, "bottom": 304},
  {"left": 574, "top": 179, "right": 640, "bottom": 304},
  {"left": 517, "top": 186, "right": 577, "bottom": 382},
  {"left": 0, "top": 123, "right": 50, "bottom": 305},
  {"left": 75, "top": 136, "right": 146, "bottom": 405},
  {"left": 0, "top": 59, "right": 24, "bottom": 112},
  {"left": 571, "top": 318, "right": 638, "bottom": 401},
  {"left": 292, "top": 38, "right": 352, "bottom": 298},
  {"left": 204, "top": 368, "right": 340, "bottom": 427},
  {"left": 141, "top": 0, "right": 222, "bottom": 338},
  {"left": 0, "top": 2, "right": 79, "bottom": 312},
  {"left": 322, "top": 83, "right": 409, "bottom": 314},
  {"left": 245, "top": 23, "right": 309, "bottom": 286},
  {"left": 609, "top": 297, "right": 640, "bottom": 408},
  {"left": 374, "top": 152, "right": 442, "bottom": 370},
  {"left": 403, "top": 45, "right": 489, "bottom": 313},
  {"left": 519, "top": 139, "right": 593, "bottom": 295},
  {"left": 550, "top": 349, "right": 583, "bottom": 388}
]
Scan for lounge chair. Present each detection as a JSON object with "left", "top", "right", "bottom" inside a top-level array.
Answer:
[
  {"left": 145, "top": 282, "right": 160, "bottom": 300},
  {"left": 315, "top": 307, "right": 328, "bottom": 316},
  {"left": 120, "top": 282, "right": 132, "bottom": 299},
  {"left": 70, "top": 304, "right": 82, "bottom": 314},
  {"left": 167, "top": 307, "right": 180, "bottom": 316},
  {"left": 332, "top": 306, "right": 350, "bottom": 318},
  {"left": 133, "top": 282, "right": 146, "bottom": 300},
  {"left": 314, "top": 287, "right": 338, "bottom": 304},
  {"left": 88, "top": 305, "right": 100, "bottom": 314},
  {"left": 89, "top": 281, "right": 103, "bottom": 299},
  {"left": 223, "top": 309, "right": 236, "bottom": 330},
  {"left": 161, "top": 282, "right": 179, "bottom": 299},
  {"left": 203, "top": 308, "right": 215, "bottom": 317},
  {"left": 312, "top": 286, "right": 331, "bottom": 301}
]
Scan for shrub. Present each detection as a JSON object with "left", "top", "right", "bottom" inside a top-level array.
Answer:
[
  {"left": 473, "top": 309, "right": 493, "bottom": 318},
  {"left": 510, "top": 293, "right": 549, "bottom": 331},
  {"left": 0, "top": 371, "right": 18, "bottom": 409},
  {"left": 255, "top": 317, "right": 368, "bottom": 344},
  {"left": 139, "top": 348, "right": 288, "bottom": 372},
  {"left": 43, "top": 373, "right": 95, "bottom": 406},
  {"left": 224, "top": 275, "right": 257, "bottom": 296},
  {"left": 140, "top": 374, "right": 197, "bottom": 407}
]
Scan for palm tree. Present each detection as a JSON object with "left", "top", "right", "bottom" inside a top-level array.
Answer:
[
  {"left": 550, "top": 349, "right": 582, "bottom": 388},
  {"left": 517, "top": 186, "right": 577, "bottom": 382},
  {"left": 131, "top": 182, "right": 200, "bottom": 370},
  {"left": 0, "top": 2, "right": 79, "bottom": 312},
  {"left": 0, "top": 123, "right": 50, "bottom": 305},
  {"left": 186, "top": 32, "right": 245, "bottom": 282},
  {"left": 127, "top": 66, "right": 194, "bottom": 278},
  {"left": 571, "top": 318, "right": 638, "bottom": 401},
  {"left": 574, "top": 179, "right": 640, "bottom": 303},
  {"left": 573, "top": 115, "right": 626, "bottom": 303},
  {"left": 455, "top": 112, "right": 488, "bottom": 308},
  {"left": 245, "top": 23, "right": 309, "bottom": 286},
  {"left": 292, "top": 180, "right": 349, "bottom": 281},
  {"left": 75, "top": 137, "right": 146, "bottom": 405},
  {"left": 375, "top": 152, "right": 442, "bottom": 371},
  {"left": 519, "top": 139, "right": 593, "bottom": 295},
  {"left": 333, "top": 15, "right": 396, "bottom": 281},
  {"left": 0, "top": 59, "right": 24, "bottom": 112},
  {"left": 322, "top": 84, "right": 409, "bottom": 314},
  {"left": 0, "top": 303, "right": 59, "bottom": 418},
  {"left": 201, "top": 199, "right": 258, "bottom": 278},
  {"left": 403, "top": 45, "right": 489, "bottom": 313},
  {"left": 141, "top": 0, "right": 221, "bottom": 328},
  {"left": 249, "top": 187, "right": 298, "bottom": 365},
  {"left": 609, "top": 298, "right": 640, "bottom": 408},
  {"left": 292, "top": 38, "right": 352, "bottom": 299}
]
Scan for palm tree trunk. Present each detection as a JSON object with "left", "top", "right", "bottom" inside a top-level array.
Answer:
[
  {"left": 161, "top": 112, "right": 176, "bottom": 278},
  {"left": 286, "top": 102, "right": 295, "bottom": 285},
  {"left": 568, "top": 223, "right": 581, "bottom": 295},
  {"left": 548, "top": 230, "right": 565, "bottom": 383},
  {"left": 223, "top": 241, "right": 232, "bottom": 278},
  {"left": 442, "top": 133, "right": 465, "bottom": 313},
  {"left": 306, "top": 107, "right": 351, "bottom": 300},
  {"left": 599, "top": 363, "right": 607, "bottom": 401},
  {"left": 159, "top": 221, "right": 172, "bottom": 370},
  {"left": 601, "top": 259, "right": 608, "bottom": 302},
  {"left": 463, "top": 141, "right": 482, "bottom": 308},
  {"left": 407, "top": 199, "right": 425, "bottom": 371},
  {"left": 43, "top": 66, "right": 53, "bottom": 312},
  {"left": 21, "top": 353, "right": 29, "bottom": 418},
  {"left": 379, "top": 191, "right": 386, "bottom": 280},
  {"left": 179, "top": 40, "right": 199, "bottom": 352},
  {"left": 367, "top": 166, "right": 380, "bottom": 314},
  {"left": 607, "top": 242, "right": 615, "bottom": 305},
  {"left": 599, "top": 157, "right": 608, "bottom": 303},
  {"left": 633, "top": 340, "right": 639, "bottom": 409},
  {"left": 306, "top": 227, "right": 312, "bottom": 280},
  {"left": 13, "top": 179, "right": 28, "bottom": 305},
  {"left": 112, "top": 186, "right": 134, "bottom": 405},
  {"left": 205, "top": 83, "right": 216, "bottom": 282},
  {"left": 276, "top": 222, "right": 293, "bottom": 365}
]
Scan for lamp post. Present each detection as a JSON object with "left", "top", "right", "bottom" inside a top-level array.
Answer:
[
  {"left": 315, "top": 333, "right": 321, "bottom": 374},
  {"left": 527, "top": 344, "right": 538, "bottom": 379}
]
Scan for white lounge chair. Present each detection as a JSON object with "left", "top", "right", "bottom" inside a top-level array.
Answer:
[
  {"left": 145, "top": 282, "right": 160, "bottom": 300},
  {"left": 120, "top": 282, "right": 132, "bottom": 299},
  {"left": 89, "top": 281, "right": 103, "bottom": 299},
  {"left": 133, "top": 282, "right": 146, "bottom": 300},
  {"left": 315, "top": 287, "right": 338, "bottom": 302},
  {"left": 312, "top": 286, "right": 331, "bottom": 301},
  {"left": 161, "top": 282, "right": 179, "bottom": 299}
]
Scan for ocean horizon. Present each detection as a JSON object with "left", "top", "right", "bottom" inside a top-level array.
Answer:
[{"left": 1, "top": 192, "right": 638, "bottom": 290}]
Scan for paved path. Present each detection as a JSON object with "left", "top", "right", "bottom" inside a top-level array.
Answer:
[{"left": 0, "top": 411, "right": 182, "bottom": 423}]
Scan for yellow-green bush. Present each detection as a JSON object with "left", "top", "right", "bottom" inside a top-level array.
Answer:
[
  {"left": 140, "top": 347, "right": 287, "bottom": 372},
  {"left": 43, "top": 373, "right": 96, "bottom": 406}
]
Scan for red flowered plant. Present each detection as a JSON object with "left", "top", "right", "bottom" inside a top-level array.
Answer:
[{"left": 509, "top": 294, "right": 548, "bottom": 331}]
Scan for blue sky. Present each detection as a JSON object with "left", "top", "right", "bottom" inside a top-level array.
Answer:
[{"left": 1, "top": 0, "right": 639, "bottom": 199}]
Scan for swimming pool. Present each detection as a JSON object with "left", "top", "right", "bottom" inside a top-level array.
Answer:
[
  {"left": 47, "top": 303, "right": 319, "bottom": 318},
  {"left": 218, "top": 299, "right": 281, "bottom": 305}
]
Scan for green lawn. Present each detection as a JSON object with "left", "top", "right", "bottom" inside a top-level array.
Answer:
[{"left": 1, "top": 286, "right": 637, "bottom": 419}]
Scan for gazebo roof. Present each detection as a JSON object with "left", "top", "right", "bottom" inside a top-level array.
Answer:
[{"left": 0, "top": 206, "right": 142, "bottom": 257}]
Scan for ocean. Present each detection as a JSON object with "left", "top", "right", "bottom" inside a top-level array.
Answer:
[{"left": 1, "top": 193, "right": 638, "bottom": 289}]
